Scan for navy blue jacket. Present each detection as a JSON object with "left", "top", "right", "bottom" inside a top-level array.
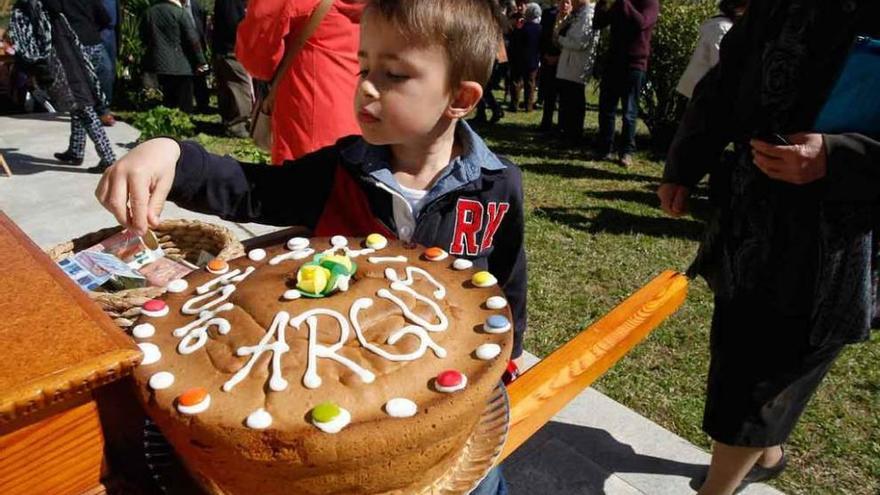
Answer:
[{"left": 168, "top": 130, "right": 528, "bottom": 357}]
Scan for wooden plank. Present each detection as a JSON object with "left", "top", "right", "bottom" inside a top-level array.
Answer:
[
  {"left": 0, "top": 153, "right": 11, "bottom": 177},
  {"left": 0, "top": 400, "right": 105, "bottom": 495},
  {"left": 499, "top": 270, "right": 689, "bottom": 462}
]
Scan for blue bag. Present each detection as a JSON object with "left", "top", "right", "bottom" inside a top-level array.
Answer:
[{"left": 814, "top": 36, "right": 880, "bottom": 135}]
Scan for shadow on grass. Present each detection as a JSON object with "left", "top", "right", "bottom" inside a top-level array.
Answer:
[
  {"left": 519, "top": 161, "right": 657, "bottom": 183},
  {"left": 533, "top": 205, "right": 705, "bottom": 241}
]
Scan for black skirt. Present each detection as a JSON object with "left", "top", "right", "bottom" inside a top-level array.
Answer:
[{"left": 703, "top": 293, "right": 844, "bottom": 447}]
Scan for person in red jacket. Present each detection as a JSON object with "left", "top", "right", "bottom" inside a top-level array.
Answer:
[{"left": 236, "top": 0, "right": 363, "bottom": 164}]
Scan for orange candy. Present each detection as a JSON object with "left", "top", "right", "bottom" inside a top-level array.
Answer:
[
  {"left": 207, "top": 259, "right": 228, "bottom": 272},
  {"left": 424, "top": 247, "right": 445, "bottom": 259},
  {"left": 178, "top": 387, "right": 208, "bottom": 406}
]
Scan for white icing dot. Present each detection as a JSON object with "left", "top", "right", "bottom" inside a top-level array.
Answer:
[
  {"left": 283, "top": 289, "right": 301, "bottom": 300},
  {"left": 435, "top": 374, "right": 468, "bottom": 393},
  {"left": 148, "top": 371, "right": 175, "bottom": 390},
  {"left": 132, "top": 323, "right": 156, "bottom": 339},
  {"left": 166, "top": 279, "right": 188, "bottom": 293},
  {"left": 385, "top": 398, "right": 418, "bottom": 418},
  {"left": 313, "top": 407, "right": 351, "bottom": 434},
  {"left": 486, "top": 296, "right": 508, "bottom": 309},
  {"left": 330, "top": 235, "right": 348, "bottom": 247},
  {"left": 287, "top": 237, "right": 310, "bottom": 251},
  {"left": 138, "top": 343, "right": 161, "bottom": 365},
  {"left": 246, "top": 408, "right": 273, "bottom": 429},
  {"left": 177, "top": 394, "right": 211, "bottom": 415},
  {"left": 452, "top": 258, "right": 473, "bottom": 270},
  {"left": 248, "top": 248, "right": 267, "bottom": 261},
  {"left": 475, "top": 343, "right": 502, "bottom": 360}
]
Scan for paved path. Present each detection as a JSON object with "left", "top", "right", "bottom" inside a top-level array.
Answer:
[{"left": 0, "top": 113, "right": 783, "bottom": 494}]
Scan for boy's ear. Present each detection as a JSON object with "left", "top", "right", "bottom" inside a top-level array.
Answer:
[{"left": 446, "top": 81, "right": 484, "bottom": 119}]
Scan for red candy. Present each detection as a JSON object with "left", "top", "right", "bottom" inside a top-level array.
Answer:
[
  {"left": 436, "top": 370, "right": 463, "bottom": 388},
  {"left": 143, "top": 299, "right": 167, "bottom": 312}
]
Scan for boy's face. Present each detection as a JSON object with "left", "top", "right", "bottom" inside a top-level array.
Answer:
[{"left": 354, "top": 13, "right": 457, "bottom": 146}]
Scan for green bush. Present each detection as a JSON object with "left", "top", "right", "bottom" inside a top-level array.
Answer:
[
  {"left": 642, "top": 0, "right": 716, "bottom": 150},
  {"left": 131, "top": 106, "right": 196, "bottom": 140},
  {"left": 232, "top": 143, "right": 271, "bottom": 165}
]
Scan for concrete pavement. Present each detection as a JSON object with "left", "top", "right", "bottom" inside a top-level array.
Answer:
[{"left": 0, "top": 113, "right": 783, "bottom": 495}]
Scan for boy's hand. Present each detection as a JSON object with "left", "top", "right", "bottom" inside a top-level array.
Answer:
[
  {"left": 750, "top": 133, "right": 827, "bottom": 185},
  {"left": 94, "top": 138, "right": 181, "bottom": 236},
  {"left": 657, "top": 183, "right": 690, "bottom": 217}
]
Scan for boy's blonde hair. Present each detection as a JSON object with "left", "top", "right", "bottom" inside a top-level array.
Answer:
[{"left": 364, "top": 0, "right": 504, "bottom": 88}]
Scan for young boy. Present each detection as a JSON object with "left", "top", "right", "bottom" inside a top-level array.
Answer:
[{"left": 97, "top": 1, "right": 523, "bottom": 491}]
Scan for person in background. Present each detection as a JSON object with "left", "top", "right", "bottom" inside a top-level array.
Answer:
[
  {"left": 212, "top": 0, "right": 253, "bottom": 138},
  {"left": 538, "top": 0, "right": 570, "bottom": 132},
  {"left": 98, "top": 0, "right": 119, "bottom": 126},
  {"left": 592, "top": 0, "right": 658, "bottom": 167},
  {"left": 10, "top": 0, "right": 117, "bottom": 172},
  {"left": 508, "top": 2, "right": 541, "bottom": 113},
  {"left": 182, "top": 0, "right": 211, "bottom": 113},
  {"left": 52, "top": 0, "right": 115, "bottom": 126},
  {"left": 554, "top": 0, "right": 598, "bottom": 143},
  {"left": 142, "top": 0, "right": 209, "bottom": 113},
  {"left": 675, "top": 0, "right": 747, "bottom": 100},
  {"left": 236, "top": 0, "right": 363, "bottom": 164},
  {"left": 658, "top": 2, "right": 879, "bottom": 494},
  {"left": 471, "top": 0, "right": 507, "bottom": 125}
]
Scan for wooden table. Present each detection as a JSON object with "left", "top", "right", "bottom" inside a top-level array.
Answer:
[{"left": 0, "top": 212, "right": 142, "bottom": 495}]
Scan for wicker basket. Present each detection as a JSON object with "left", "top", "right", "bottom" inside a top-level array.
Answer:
[{"left": 46, "top": 219, "right": 245, "bottom": 327}]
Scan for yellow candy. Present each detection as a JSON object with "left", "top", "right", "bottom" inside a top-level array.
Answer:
[
  {"left": 365, "top": 233, "right": 387, "bottom": 249},
  {"left": 472, "top": 271, "right": 497, "bottom": 287},
  {"left": 297, "top": 265, "right": 332, "bottom": 294}
]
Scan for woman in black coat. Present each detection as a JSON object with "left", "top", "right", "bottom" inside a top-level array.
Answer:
[
  {"left": 10, "top": 0, "right": 116, "bottom": 172},
  {"left": 658, "top": 1, "right": 880, "bottom": 494}
]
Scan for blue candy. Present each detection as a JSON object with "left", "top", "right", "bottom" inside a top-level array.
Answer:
[{"left": 486, "top": 315, "right": 509, "bottom": 329}]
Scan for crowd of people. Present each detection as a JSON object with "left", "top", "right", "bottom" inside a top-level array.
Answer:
[{"left": 4, "top": 2, "right": 879, "bottom": 495}]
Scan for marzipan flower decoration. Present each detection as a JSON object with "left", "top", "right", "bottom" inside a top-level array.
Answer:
[{"left": 296, "top": 253, "right": 357, "bottom": 297}]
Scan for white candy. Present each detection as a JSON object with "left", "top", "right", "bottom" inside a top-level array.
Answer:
[
  {"left": 313, "top": 407, "right": 351, "bottom": 434},
  {"left": 138, "top": 343, "right": 161, "bottom": 365},
  {"left": 166, "top": 279, "right": 189, "bottom": 293},
  {"left": 475, "top": 343, "right": 502, "bottom": 360},
  {"left": 286, "top": 237, "right": 310, "bottom": 251},
  {"left": 248, "top": 248, "right": 267, "bottom": 261},
  {"left": 283, "top": 289, "right": 301, "bottom": 300},
  {"left": 385, "top": 398, "right": 418, "bottom": 418},
  {"left": 486, "top": 296, "right": 508, "bottom": 309},
  {"left": 177, "top": 394, "right": 211, "bottom": 415},
  {"left": 132, "top": 323, "right": 156, "bottom": 339},
  {"left": 148, "top": 371, "right": 175, "bottom": 390},
  {"left": 330, "top": 235, "right": 348, "bottom": 247},
  {"left": 246, "top": 408, "right": 273, "bottom": 429},
  {"left": 452, "top": 258, "right": 473, "bottom": 270}
]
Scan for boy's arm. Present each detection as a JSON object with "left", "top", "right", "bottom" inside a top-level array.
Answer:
[
  {"left": 169, "top": 140, "right": 337, "bottom": 226},
  {"left": 487, "top": 166, "right": 527, "bottom": 360}
]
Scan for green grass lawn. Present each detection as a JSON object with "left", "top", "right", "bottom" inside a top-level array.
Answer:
[{"left": 120, "top": 88, "right": 879, "bottom": 493}]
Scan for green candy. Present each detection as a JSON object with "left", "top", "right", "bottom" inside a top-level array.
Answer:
[{"left": 312, "top": 402, "right": 341, "bottom": 423}]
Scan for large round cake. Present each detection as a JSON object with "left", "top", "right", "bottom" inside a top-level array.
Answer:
[{"left": 129, "top": 235, "right": 513, "bottom": 494}]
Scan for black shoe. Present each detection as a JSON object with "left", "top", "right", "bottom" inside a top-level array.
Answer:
[
  {"left": 691, "top": 448, "right": 787, "bottom": 494},
  {"left": 87, "top": 160, "right": 113, "bottom": 174},
  {"left": 619, "top": 153, "right": 634, "bottom": 168},
  {"left": 489, "top": 109, "right": 504, "bottom": 124},
  {"left": 742, "top": 448, "right": 787, "bottom": 484},
  {"left": 54, "top": 151, "right": 83, "bottom": 165}
]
